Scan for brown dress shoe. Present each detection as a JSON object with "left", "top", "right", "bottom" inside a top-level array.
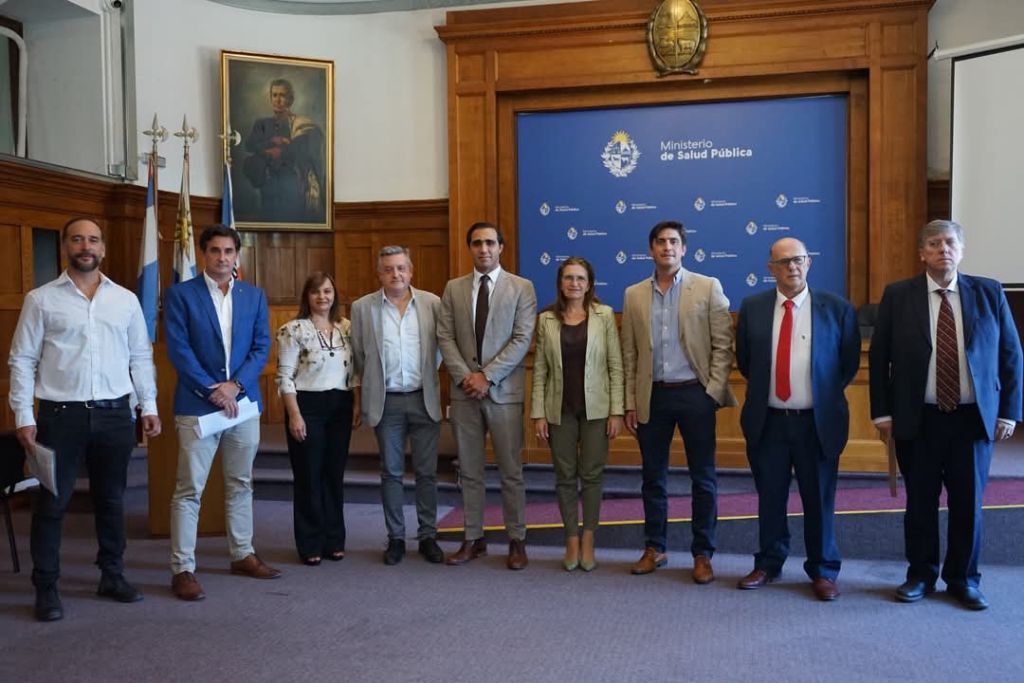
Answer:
[
  {"left": 737, "top": 568, "right": 775, "bottom": 590},
  {"left": 445, "top": 539, "right": 487, "bottom": 565},
  {"left": 812, "top": 577, "right": 840, "bottom": 601},
  {"left": 630, "top": 547, "right": 667, "bottom": 575},
  {"left": 171, "top": 571, "right": 206, "bottom": 601},
  {"left": 692, "top": 555, "right": 715, "bottom": 584},
  {"left": 507, "top": 539, "right": 528, "bottom": 570},
  {"left": 229, "top": 554, "right": 282, "bottom": 579}
]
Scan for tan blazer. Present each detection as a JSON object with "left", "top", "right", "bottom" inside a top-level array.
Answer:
[
  {"left": 621, "top": 268, "right": 736, "bottom": 423},
  {"left": 530, "top": 304, "right": 624, "bottom": 424},
  {"left": 437, "top": 269, "right": 537, "bottom": 404},
  {"left": 349, "top": 287, "right": 442, "bottom": 428}
]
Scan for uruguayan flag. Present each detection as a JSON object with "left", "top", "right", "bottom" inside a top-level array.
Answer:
[{"left": 136, "top": 162, "right": 159, "bottom": 341}]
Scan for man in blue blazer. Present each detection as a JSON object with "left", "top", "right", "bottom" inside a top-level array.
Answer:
[
  {"left": 164, "top": 224, "right": 279, "bottom": 601},
  {"left": 870, "top": 220, "right": 1022, "bottom": 610},
  {"left": 735, "top": 237, "right": 860, "bottom": 601}
]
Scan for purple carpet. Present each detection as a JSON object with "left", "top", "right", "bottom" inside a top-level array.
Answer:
[{"left": 438, "top": 479, "right": 1024, "bottom": 532}]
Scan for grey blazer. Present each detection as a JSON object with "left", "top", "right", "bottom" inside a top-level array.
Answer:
[
  {"left": 438, "top": 269, "right": 537, "bottom": 404},
  {"left": 350, "top": 286, "right": 443, "bottom": 428}
]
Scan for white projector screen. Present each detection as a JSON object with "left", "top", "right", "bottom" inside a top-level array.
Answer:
[{"left": 950, "top": 44, "right": 1024, "bottom": 288}]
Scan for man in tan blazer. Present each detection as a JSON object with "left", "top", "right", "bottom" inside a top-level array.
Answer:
[
  {"left": 622, "top": 220, "right": 736, "bottom": 583},
  {"left": 438, "top": 222, "right": 537, "bottom": 569},
  {"left": 350, "top": 246, "right": 445, "bottom": 566}
]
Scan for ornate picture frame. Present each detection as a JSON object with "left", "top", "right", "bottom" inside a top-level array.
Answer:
[{"left": 221, "top": 50, "right": 334, "bottom": 231}]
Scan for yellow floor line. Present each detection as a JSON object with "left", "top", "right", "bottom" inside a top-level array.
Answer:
[{"left": 437, "top": 503, "right": 1024, "bottom": 534}]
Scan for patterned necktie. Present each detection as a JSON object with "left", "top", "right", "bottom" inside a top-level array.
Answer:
[
  {"left": 775, "top": 299, "right": 794, "bottom": 402},
  {"left": 935, "top": 289, "right": 960, "bottom": 412},
  {"left": 475, "top": 274, "right": 490, "bottom": 365}
]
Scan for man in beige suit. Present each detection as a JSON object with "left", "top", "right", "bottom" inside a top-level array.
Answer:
[
  {"left": 350, "top": 246, "right": 445, "bottom": 566},
  {"left": 438, "top": 222, "right": 537, "bottom": 569},
  {"left": 622, "top": 220, "right": 736, "bottom": 583}
]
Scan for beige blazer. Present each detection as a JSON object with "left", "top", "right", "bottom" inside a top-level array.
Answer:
[
  {"left": 437, "top": 269, "right": 537, "bottom": 404},
  {"left": 349, "top": 287, "right": 443, "bottom": 428},
  {"left": 530, "top": 303, "right": 624, "bottom": 425},
  {"left": 621, "top": 268, "right": 737, "bottom": 423}
]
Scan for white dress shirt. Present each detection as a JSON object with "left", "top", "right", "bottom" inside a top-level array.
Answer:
[
  {"left": 472, "top": 264, "right": 502, "bottom": 325},
  {"left": 276, "top": 318, "right": 353, "bottom": 394},
  {"left": 768, "top": 287, "right": 813, "bottom": 410},
  {"left": 924, "top": 273, "right": 975, "bottom": 405},
  {"left": 203, "top": 271, "right": 234, "bottom": 377},
  {"left": 381, "top": 291, "right": 422, "bottom": 392},
  {"left": 8, "top": 271, "right": 158, "bottom": 428}
]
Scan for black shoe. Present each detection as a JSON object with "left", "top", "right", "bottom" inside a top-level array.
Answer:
[
  {"left": 383, "top": 539, "right": 406, "bottom": 566},
  {"left": 34, "top": 585, "right": 63, "bottom": 622},
  {"left": 97, "top": 574, "right": 144, "bottom": 603},
  {"left": 418, "top": 537, "right": 445, "bottom": 564},
  {"left": 895, "top": 579, "right": 935, "bottom": 603},
  {"left": 947, "top": 585, "right": 989, "bottom": 611}
]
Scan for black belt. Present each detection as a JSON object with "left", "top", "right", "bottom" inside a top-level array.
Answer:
[
  {"left": 768, "top": 407, "right": 813, "bottom": 417},
  {"left": 40, "top": 395, "right": 130, "bottom": 410},
  {"left": 652, "top": 379, "right": 701, "bottom": 389},
  {"left": 387, "top": 388, "right": 423, "bottom": 395}
]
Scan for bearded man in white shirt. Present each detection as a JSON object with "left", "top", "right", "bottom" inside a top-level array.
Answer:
[{"left": 9, "top": 217, "right": 161, "bottom": 622}]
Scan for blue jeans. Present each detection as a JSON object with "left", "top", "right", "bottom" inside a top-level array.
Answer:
[{"left": 636, "top": 383, "right": 718, "bottom": 556}]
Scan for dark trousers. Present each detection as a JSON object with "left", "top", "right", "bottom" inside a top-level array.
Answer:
[
  {"left": 746, "top": 411, "right": 840, "bottom": 580},
  {"left": 636, "top": 383, "right": 718, "bottom": 556},
  {"left": 895, "top": 404, "right": 991, "bottom": 589},
  {"left": 285, "top": 390, "right": 353, "bottom": 558},
  {"left": 30, "top": 402, "right": 136, "bottom": 588}
]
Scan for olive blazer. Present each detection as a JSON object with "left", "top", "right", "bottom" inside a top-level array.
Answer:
[{"left": 530, "top": 303, "right": 624, "bottom": 424}]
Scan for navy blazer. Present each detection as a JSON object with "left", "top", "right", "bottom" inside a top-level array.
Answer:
[
  {"left": 164, "top": 276, "right": 271, "bottom": 417},
  {"left": 736, "top": 288, "right": 861, "bottom": 460},
  {"left": 869, "top": 272, "right": 1023, "bottom": 441}
]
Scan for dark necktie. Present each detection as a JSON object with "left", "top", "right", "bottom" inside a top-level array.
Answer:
[
  {"left": 475, "top": 274, "right": 490, "bottom": 364},
  {"left": 775, "top": 299, "right": 794, "bottom": 402},
  {"left": 935, "top": 289, "right": 960, "bottom": 413}
]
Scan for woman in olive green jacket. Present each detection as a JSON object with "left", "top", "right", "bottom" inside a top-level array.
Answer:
[{"left": 532, "top": 257, "right": 624, "bottom": 571}]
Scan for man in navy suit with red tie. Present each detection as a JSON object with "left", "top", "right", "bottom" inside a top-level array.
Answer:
[
  {"left": 735, "top": 237, "right": 860, "bottom": 601},
  {"left": 870, "top": 220, "right": 1022, "bottom": 610}
]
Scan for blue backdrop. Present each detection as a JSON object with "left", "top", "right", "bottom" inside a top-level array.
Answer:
[{"left": 516, "top": 95, "right": 848, "bottom": 311}]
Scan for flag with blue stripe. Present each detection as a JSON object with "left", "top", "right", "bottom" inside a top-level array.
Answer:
[
  {"left": 136, "top": 162, "right": 159, "bottom": 342},
  {"left": 222, "top": 160, "right": 243, "bottom": 280}
]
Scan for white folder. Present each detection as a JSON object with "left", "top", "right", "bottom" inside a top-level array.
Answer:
[{"left": 194, "top": 397, "right": 260, "bottom": 438}]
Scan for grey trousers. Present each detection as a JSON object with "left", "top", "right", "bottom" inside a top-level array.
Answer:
[
  {"left": 450, "top": 397, "right": 525, "bottom": 541},
  {"left": 548, "top": 412, "right": 609, "bottom": 539},
  {"left": 374, "top": 391, "right": 440, "bottom": 540}
]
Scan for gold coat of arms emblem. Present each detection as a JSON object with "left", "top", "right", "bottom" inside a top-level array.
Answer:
[{"left": 647, "top": 0, "right": 709, "bottom": 76}]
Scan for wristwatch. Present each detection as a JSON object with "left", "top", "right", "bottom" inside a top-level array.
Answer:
[{"left": 232, "top": 379, "right": 245, "bottom": 394}]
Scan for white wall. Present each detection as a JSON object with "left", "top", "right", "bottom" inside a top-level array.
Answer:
[
  {"left": 0, "top": 38, "right": 13, "bottom": 154},
  {"left": 928, "top": 0, "right": 1024, "bottom": 177},
  {"left": 132, "top": 0, "right": 450, "bottom": 201}
]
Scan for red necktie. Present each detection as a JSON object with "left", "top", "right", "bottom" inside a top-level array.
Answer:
[
  {"left": 775, "top": 299, "right": 794, "bottom": 402},
  {"left": 935, "top": 289, "right": 960, "bottom": 412}
]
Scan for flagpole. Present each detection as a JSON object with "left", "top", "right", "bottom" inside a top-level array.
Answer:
[
  {"left": 142, "top": 114, "right": 169, "bottom": 237},
  {"left": 174, "top": 116, "right": 199, "bottom": 283}
]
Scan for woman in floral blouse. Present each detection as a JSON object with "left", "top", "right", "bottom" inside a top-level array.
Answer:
[{"left": 276, "top": 271, "right": 360, "bottom": 565}]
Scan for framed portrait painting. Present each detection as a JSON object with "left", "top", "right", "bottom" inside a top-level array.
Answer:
[{"left": 221, "top": 51, "right": 334, "bottom": 231}]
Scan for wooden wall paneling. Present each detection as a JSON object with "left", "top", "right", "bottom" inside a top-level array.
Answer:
[{"left": 440, "top": 0, "right": 933, "bottom": 472}]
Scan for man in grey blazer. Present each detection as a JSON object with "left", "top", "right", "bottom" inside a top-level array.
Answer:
[
  {"left": 622, "top": 220, "right": 736, "bottom": 584},
  {"left": 438, "top": 222, "right": 537, "bottom": 569},
  {"left": 351, "top": 246, "right": 445, "bottom": 566}
]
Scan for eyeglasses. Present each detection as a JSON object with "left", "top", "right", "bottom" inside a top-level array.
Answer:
[{"left": 769, "top": 255, "right": 809, "bottom": 267}]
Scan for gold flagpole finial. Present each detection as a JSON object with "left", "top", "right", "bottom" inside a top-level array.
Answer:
[{"left": 175, "top": 115, "right": 199, "bottom": 150}]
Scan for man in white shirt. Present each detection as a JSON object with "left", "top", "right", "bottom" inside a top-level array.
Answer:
[
  {"left": 9, "top": 217, "right": 161, "bottom": 622},
  {"left": 164, "top": 224, "right": 277, "bottom": 601},
  {"left": 734, "top": 237, "right": 860, "bottom": 601},
  {"left": 351, "top": 246, "right": 445, "bottom": 565}
]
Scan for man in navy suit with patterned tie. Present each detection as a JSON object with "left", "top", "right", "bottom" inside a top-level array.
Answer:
[
  {"left": 735, "top": 237, "right": 860, "bottom": 601},
  {"left": 870, "top": 220, "right": 1022, "bottom": 610}
]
